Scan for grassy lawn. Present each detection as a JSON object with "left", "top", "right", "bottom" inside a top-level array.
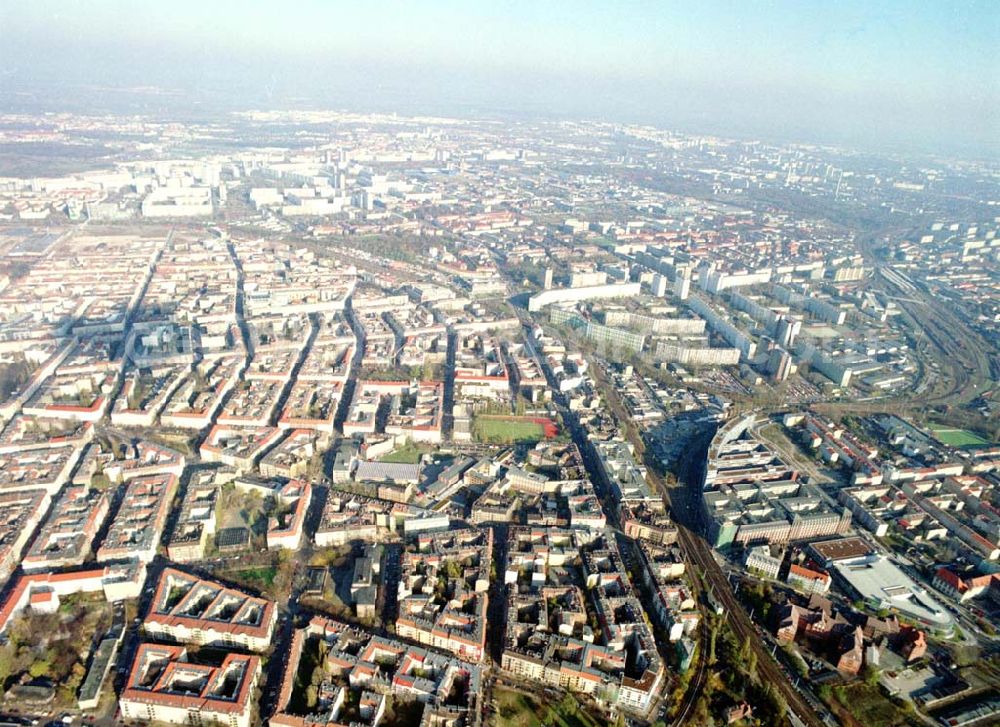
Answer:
[
  {"left": 309, "top": 545, "right": 354, "bottom": 568},
  {"left": 494, "top": 688, "right": 601, "bottom": 727},
  {"left": 827, "top": 683, "right": 918, "bottom": 727},
  {"left": 380, "top": 441, "right": 430, "bottom": 463},
  {"left": 473, "top": 416, "right": 545, "bottom": 444},
  {"left": 225, "top": 566, "right": 277, "bottom": 590},
  {"left": 927, "top": 425, "right": 989, "bottom": 448}
]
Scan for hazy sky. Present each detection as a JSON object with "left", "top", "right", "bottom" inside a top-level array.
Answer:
[{"left": 1, "top": 1, "right": 997, "bottom": 156}]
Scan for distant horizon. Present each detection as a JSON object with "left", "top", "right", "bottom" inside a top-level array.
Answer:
[
  {"left": 3, "top": 77, "right": 997, "bottom": 166},
  {"left": 1, "top": 1, "right": 997, "bottom": 162}
]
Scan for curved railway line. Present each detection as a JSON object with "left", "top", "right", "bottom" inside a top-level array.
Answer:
[
  {"left": 588, "top": 363, "right": 829, "bottom": 727},
  {"left": 862, "top": 231, "right": 993, "bottom": 408},
  {"left": 655, "top": 444, "right": 830, "bottom": 727},
  {"left": 880, "top": 270, "right": 989, "bottom": 405},
  {"left": 500, "top": 223, "right": 992, "bottom": 726}
]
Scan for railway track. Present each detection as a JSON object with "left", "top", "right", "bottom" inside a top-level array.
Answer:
[
  {"left": 656, "top": 460, "right": 829, "bottom": 727},
  {"left": 862, "top": 230, "right": 992, "bottom": 407},
  {"left": 882, "top": 273, "right": 988, "bottom": 405},
  {"left": 589, "top": 362, "right": 829, "bottom": 727}
]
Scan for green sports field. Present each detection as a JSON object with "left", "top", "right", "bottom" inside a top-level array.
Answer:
[
  {"left": 927, "top": 425, "right": 990, "bottom": 448},
  {"left": 473, "top": 416, "right": 545, "bottom": 444}
]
